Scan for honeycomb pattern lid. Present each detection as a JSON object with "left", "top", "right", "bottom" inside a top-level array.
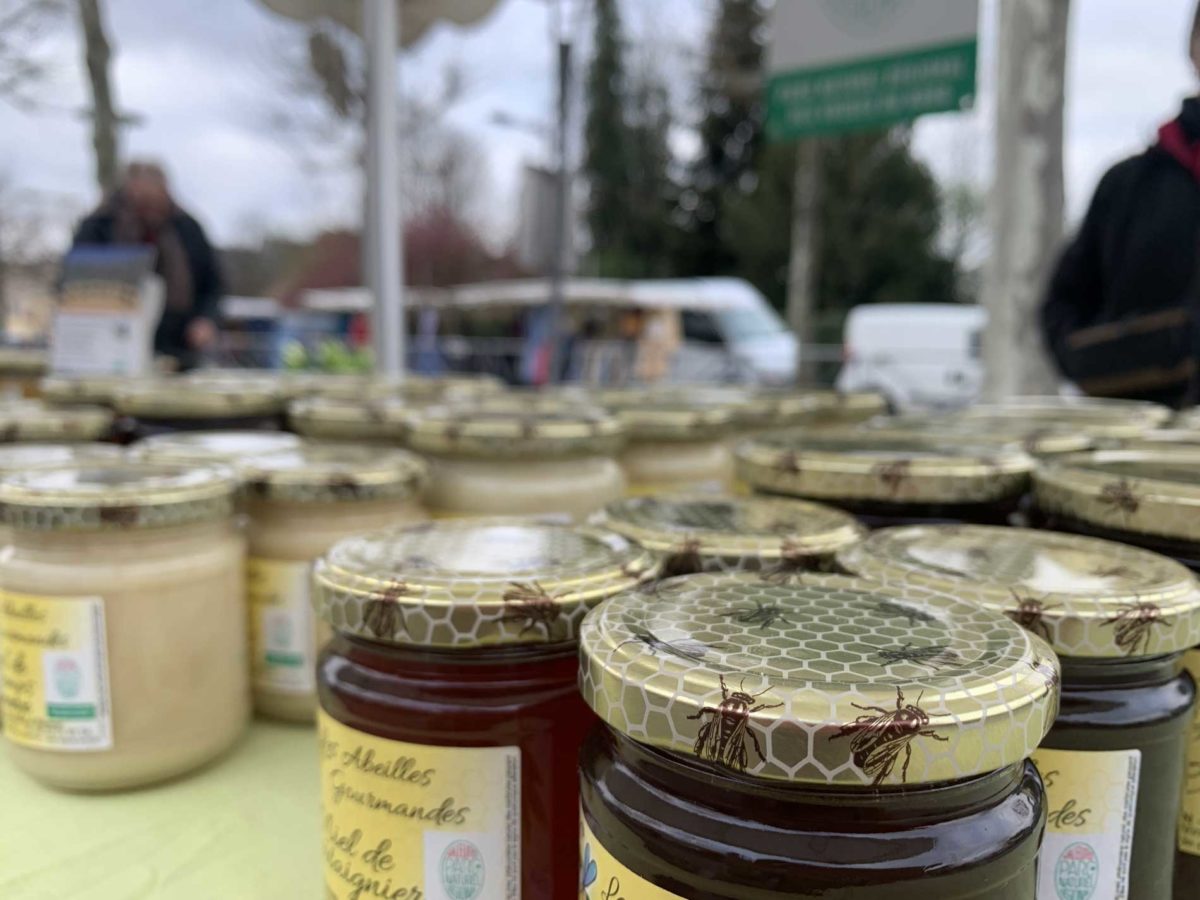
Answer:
[
  {"left": 0, "top": 346, "right": 47, "bottom": 374},
  {"left": 593, "top": 494, "right": 865, "bottom": 573},
  {"left": 735, "top": 430, "right": 1034, "bottom": 504},
  {"left": 861, "top": 414, "right": 1094, "bottom": 457},
  {"left": 1118, "top": 428, "right": 1200, "bottom": 450},
  {"left": 41, "top": 374, "right": 142, "bottom": 406},
  {"left": 779, "top": 390, "right": 889, "bottom": 425},
  {"left": 838, "top": 524, "right": 1200, "bottom": 659},
  {"left": 133, "top": 430, "right": 302, "bottom": 465},
  {"left": 313, "top": 519, "right": 656, "bottom": 647},
  {"left": 0, "top": 463, "right": 238, "bottom": 531},
  {"left": 0, "top": 404, "right": 114, "bottom": 442},
  {"left": 598, "top": 390, "right": 738, "bottom": 442},
  {"left": 0, "top": 443, "right": 124, "bottom": 472},
  {"left": 240, "top": 443, "right": 428, "bottom": 503},
  {"left": 287, "top": 396, "right": 409, "bottom": 442},
  {"left": 579, "top": 572, "right": 1059, "bottom": 787},
  {"left": 957, "top": 399, "right": 1171, "bottom": 440},
  {"left": 406, "top": 405, "right": 624, "bottom": 458},
  {"left": 114, "top": 379, "right": 283, "bottom": 418},
  {"left": 1034, "top": 448, "right": 1200, "bottom": 543}
]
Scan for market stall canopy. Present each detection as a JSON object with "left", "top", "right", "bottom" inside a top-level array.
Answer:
[{"left": 258, "top": 0, "right": 500, "bottom": 46}]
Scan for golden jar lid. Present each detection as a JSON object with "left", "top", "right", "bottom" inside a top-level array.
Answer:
[
  {"left": 0, "top": 404, "right": 114, "bottom": 442},
  {"left": 960, "top": 399, "right": 1170, "bottom": 439},
  {"left": 240, "top": 443, "right": 428, "bottom": 503},
  {"left": 406, "top": 405, "right": 624, "bottom": 458},
  {"left": 0, "top": 463, "right": 238, "bottom": 531},
  {"left": 1034, "top": 448, "right": 1200, "bottom": 543},
  {"left": 367, "top": 373, "right": 506, "bottom": 404},
  {"left": 736, "top": 431, "right": 1034, "bottom": 504},
  {"left": 1118, "top": 428, "right": 1200, "bottom": 449},
  {"left": 287, "top": 396, "right": 408, "bottom": 442},
  {"left": 861, "top": 414, "right": 1095, "bottom": 457},
  {"left": 133, "top": 430, "right": 303, "bottom": 465},
  {"left": 313, "top": 520, "right": 657, "bottom": 647},
  {"left": 593, "top": 494, "right": 865, "bottom": 571},
  {"left": 579, "top": 572, "right": 1058, "bottom": 786},
  {"left": 599, "top": 392, "right": 737, "bottom": 442},
  {"left": 789, "top": 390, "right": 889, "bottom": 425},
  {"left": 0, "top": 346, "right": 47, "bottom": 375},
  {"left": 0, "top": 443, "right": 124, "bottom": 472},
  {"left": 114, "top": 379, "right": 284, "bottom": 419},
  {"left": 839, "top": 525, "right": 1200, "bottom": 658},
  {"left": 41, "top": 374, "right": 143, "bottom": 406}
]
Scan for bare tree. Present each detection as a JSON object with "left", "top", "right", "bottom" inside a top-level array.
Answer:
[
  {"left": 0, "top": 0, "right": 66, "bottom": 110},
  {"left": 75, "top": 0, "right": 119, "bottom": 193},
  {"left": 980, "top": 0, "right": 1070, "bottom": 399},
  {"left": 261, "top": 21, "right": 487, "bottom": 226}
]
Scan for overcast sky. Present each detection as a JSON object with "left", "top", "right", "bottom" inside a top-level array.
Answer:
[{"left": 1, "top": 0, "right": 1198, "bottom": 251}]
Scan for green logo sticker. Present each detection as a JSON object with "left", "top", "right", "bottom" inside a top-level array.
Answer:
[
  {"left": 53, "top": 657, "right": 82, "bottom": 699},
  {"left": 440, "top": 839, "right": 485, "bottom": 900},
  {"left": 1055, "top": 842, "right": 1099, "bottom": 900}
]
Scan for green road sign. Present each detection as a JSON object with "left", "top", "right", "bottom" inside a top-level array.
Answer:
[{"left": 767, "top": 0, "right": 980, "bottom": 141}]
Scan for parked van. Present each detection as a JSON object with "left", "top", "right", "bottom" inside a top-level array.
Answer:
[{"left": 837, "top": 303, "right": 985, "bottom": 411}]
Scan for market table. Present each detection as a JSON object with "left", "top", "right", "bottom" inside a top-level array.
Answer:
[{"left": 0, "top": 722, "right": 320, "bottom": 899}]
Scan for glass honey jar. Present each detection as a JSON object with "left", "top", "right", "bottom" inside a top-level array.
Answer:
[
  {"left": 313, "top": 519, "right": 655, "bottom": 899},
  {"left": 593, "top": 492, "right": 865, "bottom": 577},
  {"left": 840, "top": 525, "right": 1200, "bottom": 900},
  {"left": 578, "top": 572, "right": 1059, "bottom": 899}
]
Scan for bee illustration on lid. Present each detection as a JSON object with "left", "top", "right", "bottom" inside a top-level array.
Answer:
[
  {"left": 873, "top": 642, "right": 960, "bottom": 672},
  {"left": 872, "top": 599, "right": 936, "bottom": 627},
  {"left": 1090, "top": 563, "right": 1137, "bottom": 579},
  {"left": 1103, "top": 601, "right": 1169, "bottom": 656},
  {"left": 759, "top": 539, "right": 810, "bottom": 584},
  {"left": 872, "top": 460, "right": 913, "bottom": 497},
  {"left": 1006, "top": 591, "right": 1058, "bottom": 643},
  {"left": 616, "top": 629, "right": 722, "bottom": 664},
  {"left": 498, "top": 581, "right": 564, "bottom": 641},
  {"left": 326, "top": 473, "right": 361, "bottom": 498},
  {"left": 1028, "top": 658, "right": 1061, "bottom": 694},
  {"left": 363, "top": 580, "right": 410, "bottom": 640},
  {"left": 660, "top": 537, "right": 705, "bottom": 579},
  {"left": 689, "top": 674, "right": 782, "bottom": 772},
  {"left": 720, "top": 598, "right": 794, "bottom": 631},
  {"left": 519, "top": 418, "right": 539, "bottom": 440},
  {"left": 98, "top": 504, "right": 140, "bottom": 527},
  {"left": 775, "top": 451, "right": 802, "bottom": 476},
  {"left": 831, "top": 687, "right": 949, "bottom": 785},
  {"left": 1098, "top": 479, "right": 1140, "bottom": 518}
]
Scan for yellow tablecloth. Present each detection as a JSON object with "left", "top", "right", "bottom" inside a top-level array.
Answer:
[{"left": 0, "top": 723, "right": 321, "bottom": 899}]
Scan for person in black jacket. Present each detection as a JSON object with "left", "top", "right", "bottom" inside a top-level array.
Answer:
[
  {"left": 70, "top": 161, "right": 222, "bottom": 370},
  {"left": 1041, "top": 8, "right": 1200, "bottom": 408}
]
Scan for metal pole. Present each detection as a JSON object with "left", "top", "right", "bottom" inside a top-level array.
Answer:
[
  {"left": 364, "top": 0, "right": 405, "bottom": 377},
  {"left": 544, "top": 1, "right": 571, "bottom": 384},
  {"left": 786, "top": 139, "right": 821, "bottom": 387}
]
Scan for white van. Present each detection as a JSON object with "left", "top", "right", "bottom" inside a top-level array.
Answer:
[{"left": 837, "top": 303, "right": 985, "bottom": 412}]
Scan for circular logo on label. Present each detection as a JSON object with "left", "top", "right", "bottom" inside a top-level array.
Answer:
[
  {"left": 53, "top": 658, "right": 82, "bottom": 699},
  {"left": 440, "top": 840, "right": 485, "bottom": 900},
  {"left": 819, "top": 0, "right": 912, "bottom": 35},
  {"left": 1054, "top": 842, "right": 1099, "bottom": 900}
]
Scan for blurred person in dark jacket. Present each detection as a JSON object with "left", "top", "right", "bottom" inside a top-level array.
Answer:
[
  {"left": 1041, "top": 5, "right": 1200, "bottom": 408},
  {"left": 70, "top": 161, "right": 222, "bottom": 370}
]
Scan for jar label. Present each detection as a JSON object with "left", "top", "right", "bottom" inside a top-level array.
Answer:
[
  {"left": 1179, "top": 649, "right": 1200, "bottom": 857},
  {"left": 580, "top": 816, "right": 684, "bottom": 900},
  {"left": 1032, "top": 748, "right": 1141, "bottom": 900},
  {"left": 319, "top": 711, "right": 522, "bottom": 900},
  {"left": 247, "top": 557, "right": 316, "bottom": 696},
  {"left": 0, "top": 590, "right": 112, "bottom": 751}
]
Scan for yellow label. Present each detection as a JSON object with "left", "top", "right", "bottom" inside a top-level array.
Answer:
[
  {"left": 247, "top": 557, "right": 316, "bottom": 696},
  {"left": 580, "top": 816, "right": 684, "bottom": 900},
  {"left": 1180, "top": 649, "right": 1200, "bottom": 857},
  {"left": 1032, "top": 748, "right": 1140, "bottom": 900},
  {"left": 0, "top": 589, "right": 112, "bottom": 750},
  {"left": 319, "top": 711, "right": 521, "bottom": 900}
]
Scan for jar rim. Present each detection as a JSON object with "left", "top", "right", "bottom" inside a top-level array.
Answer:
[
  {"left": 313, "top": 519, "right": 657, "bottom": 648},
  {"left": 839, "top": 524, "right": 1200, "bottom": 659},
  {"left": 240, "top": 443, "right": 428, "bottom": 503},
  {"left": 579, "top": 571, "right": 1059, "bottom": 788}
]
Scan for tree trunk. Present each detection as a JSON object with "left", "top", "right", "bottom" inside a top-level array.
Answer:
[
  {"left": 787, "top": 139, "right": 821, "bottom": 386},
  {"left": 981, "top": 0, "right": 1070, "bottom": 400},
  {"left": 76, "top": 0, "right": 119, "bottom": 194}
]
